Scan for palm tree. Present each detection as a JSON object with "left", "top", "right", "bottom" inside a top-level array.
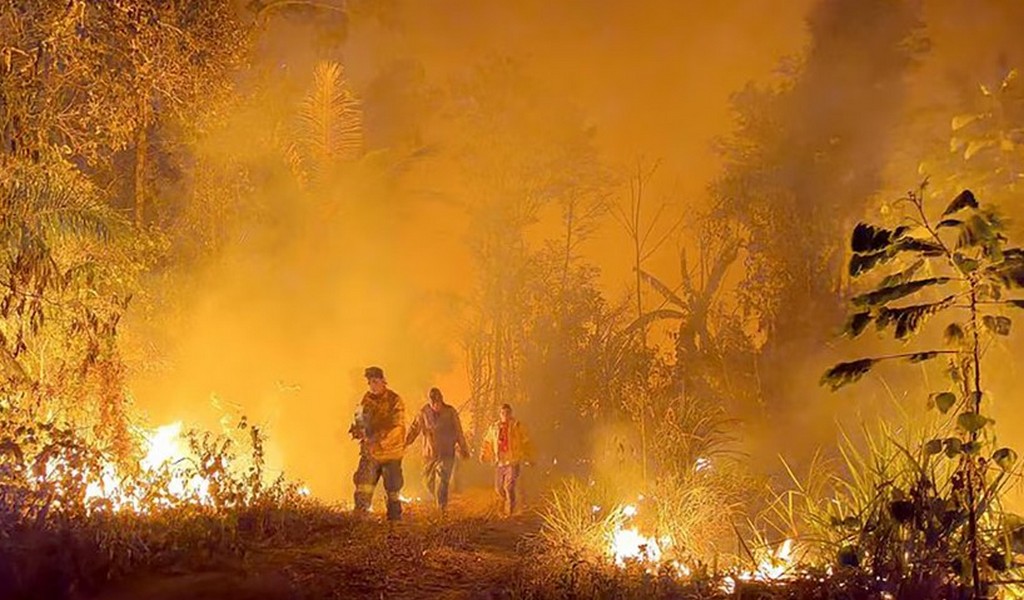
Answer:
[{"left": 0, "top": 155, "right": 126, "bottom": 411}]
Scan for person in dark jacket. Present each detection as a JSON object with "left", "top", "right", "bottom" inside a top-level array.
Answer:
[{"left": 405, "top": 387, "right": 470, "bottom": 511}]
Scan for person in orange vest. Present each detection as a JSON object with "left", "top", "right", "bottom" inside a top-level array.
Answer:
[
  {"left": 405, "top": 387, "right": 470, "bottom": 511},
  {"left": 480, "top": 403, "right": 533, "bottom": 516},
  {"left": 348, "top": 366, "right": 406, "bottom": 520}
]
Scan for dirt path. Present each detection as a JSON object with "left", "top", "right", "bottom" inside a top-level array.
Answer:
[{"left": 89, "top": 502, "right": 542, "bottom": 600}]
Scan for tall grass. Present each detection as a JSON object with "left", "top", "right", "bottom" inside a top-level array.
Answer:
[
  {"left": 539, "top": 477, "right": 626, "bottom": 561},
  {"left": 757, "top": 416, "right": 1024, "bottom": 598}
]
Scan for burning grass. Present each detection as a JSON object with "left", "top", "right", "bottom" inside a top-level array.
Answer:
[
  {"left": 535, "top": 468, "right": 805, "bottom": 595},
  {"left": 0, "top": 407, "right": 313, "bottom": 598}
]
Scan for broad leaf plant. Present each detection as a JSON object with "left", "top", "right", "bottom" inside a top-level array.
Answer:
[{"left": 823, "top": 184, "right": 1024, "bottom": 596}]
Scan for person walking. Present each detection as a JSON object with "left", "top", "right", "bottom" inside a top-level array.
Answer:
[
  {"left": 479, "top": 403, "right": 533, "bottom": 517},
  {"left": 349, "top": 366, "right": 406, "bottom": 520},
  {"left": 405, "top": 387, "right": 470, "bottom": 511}
]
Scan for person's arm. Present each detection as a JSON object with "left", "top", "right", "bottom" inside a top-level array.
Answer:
[
  {"left": 405, "top": 409, "right": 422, "bottom": 447},
  {"left": 454, "top": 409, "right": 470, "bottom": 459},
  {"left": 519, "top": 423, "right": 535, "bottom": 463},
  {"left": 348, "top": 401, "right": 366, "bottom": 440}
]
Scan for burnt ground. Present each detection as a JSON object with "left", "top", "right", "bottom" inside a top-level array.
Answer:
[{"left": 86, "top": 494, "right": 542, "bottom": 600}]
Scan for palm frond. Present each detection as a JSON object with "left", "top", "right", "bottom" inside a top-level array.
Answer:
[
  {"left": 1, "top": 159, "right": 123, "bottom": 244},
  {"left": 296, "top": 61, "right": 363, "bottom": 165}
]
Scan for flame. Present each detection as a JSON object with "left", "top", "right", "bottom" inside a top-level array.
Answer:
[
  {"left": 742, "top": 538, "right": 795, "bottom": 582},
  {"left": 77, "top": 421, "right": 213, "bottom": 512},
  {"left": 140, "top": 422, "right": 187, "bottom": 471},
  {"left": 602, "top": 495, "right": 797, "bottom": 586},
  {"left": 611, "top": 527, "right": 662, "bottom": 566},
  {"left": 734, "top": 538, "right": 796, "bottom": 585},
  {"left": 607, "top": 501, "right": 664, "bottom": 569}
]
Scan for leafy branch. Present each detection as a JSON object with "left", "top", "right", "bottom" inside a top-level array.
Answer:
[{"left": 823, "top": 184, "right": 1024, "bottom": 596}]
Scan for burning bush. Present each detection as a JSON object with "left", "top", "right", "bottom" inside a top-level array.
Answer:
[{"left": 0, "top": 405, "right": 311, "bottom": 598}]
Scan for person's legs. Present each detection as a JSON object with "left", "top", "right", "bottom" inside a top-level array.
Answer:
[
  {"left": 503, "top": 464, "right": 521, "bottom": 515},
  {"left": 352, "top": 453, "right": 380, "bottom": 513},
  {"left": 382, "top": 460, "right": 405, "bottom": 521},
  {"left": 423, "top": 457, "right": 440, "bottom": 502},
  {"left": 494, "top": 465, "right": 505, "bottom": 512},
  {"left": 495, "top": 464, "right": 515, "bottom": 516},
  {"left": 436, "top": 455, "right": 455, "bottom": 510}
]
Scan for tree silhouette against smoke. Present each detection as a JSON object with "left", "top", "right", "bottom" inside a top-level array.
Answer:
[{"left": 711, "top": 0, "right": 926, "bottom": 413}]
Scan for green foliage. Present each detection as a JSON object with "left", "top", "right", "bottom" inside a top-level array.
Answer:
[
  {"left": 0, "top": 155, "right": 141, "bottom": 437},
  {"left": 852, "top": 278, "right": 950, "bottom": 307},
  {"left": 850, "top": 223, "right": 909, "bottom": 254},
  {"left": 822, "top": 184, "right": 1024, "bottom": 595},
  {"left": 821, "top": 359, "right": 876, "bottom": 391},
  {"left": 876, "top": 295, "right": 956, "bottom": 340},
  {"left": 758, "top": 419, "right": 1020, "bottom": 598},
  {"left": 930, "top": 392, "right": 957, "bottom": 414},
  {"left": 0, "top": 0, "right": 248, "bottom": 164},
  {"left": 286, "top": 60, "right": 365, "bottom": 187}
]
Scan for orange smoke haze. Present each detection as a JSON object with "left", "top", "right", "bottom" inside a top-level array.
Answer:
[
  {"left": 117, "top": 0, "right": 815, "bottom": 500},
  {"left": 117, "top": 0, "right": 1024, "bottom": 503}
]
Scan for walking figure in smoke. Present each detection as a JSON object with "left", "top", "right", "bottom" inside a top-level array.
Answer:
[
  {"left": 480, "top": 403, "right": 533, "bottom": 517},
  {"left": 405, "top": 387, "right": 470, "bottom": 512},
  {"left": 349, "top": 366, "right": 406, "bottom": 520}
]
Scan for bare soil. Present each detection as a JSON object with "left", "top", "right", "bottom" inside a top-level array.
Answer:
[{"left": 86, "top": 495, "right": 540, "bottom": 600}]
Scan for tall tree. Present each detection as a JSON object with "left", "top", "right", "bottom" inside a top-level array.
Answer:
[
  {"left": 712, "top": 0, "right": 926, "bottom": 406},
  {"left": 0, "top": 0, "right": 249, "bottom": 225},
  {"left": 443, "top": 58, "right": 606, "bottom": 442}
]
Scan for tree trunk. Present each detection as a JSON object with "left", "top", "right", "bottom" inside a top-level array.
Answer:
[{"left": 134, "top": 102, "right": 150, "bottom": 227}]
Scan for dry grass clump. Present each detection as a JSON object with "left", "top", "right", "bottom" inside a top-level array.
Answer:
[{"left": 538, "top": 477, "right": 626, "bottom": 561}]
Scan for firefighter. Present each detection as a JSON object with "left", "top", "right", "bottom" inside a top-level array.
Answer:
[
  {"left": 405, "top": 387, "right": 470, "bottom": 511},
  {"left": 480, "top": 403, "right": 533, "bottom": 517},
  {"left": 349, "top": 366, "right": 406, "bottom": 520}
]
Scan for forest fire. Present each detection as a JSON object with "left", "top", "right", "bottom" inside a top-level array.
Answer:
[{"left": 6, "top": 0, "right": 1024, "bottom": 598}]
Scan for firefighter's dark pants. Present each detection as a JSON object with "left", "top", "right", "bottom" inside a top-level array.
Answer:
[{"left": 353, "top": 454, "right": 404, "bottom": 520}]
